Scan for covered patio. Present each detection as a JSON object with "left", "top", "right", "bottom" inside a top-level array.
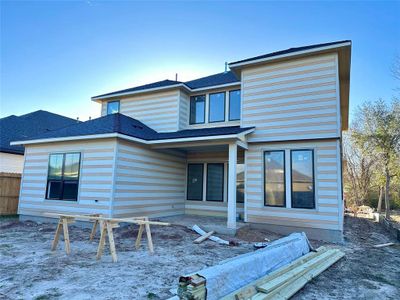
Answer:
[{"left": 150, "top": 135, "right": 250, "bottom": 231}]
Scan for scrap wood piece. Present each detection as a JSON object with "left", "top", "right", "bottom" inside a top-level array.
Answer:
[
  {"left": 194, "top": 230, "right": 215, "bottom": 244},
  {"left": 192, "top": 225, "right": 230, "bottom": 245},
  {"left": 373, "top": 242, "right": 396, "bottom": 248}
]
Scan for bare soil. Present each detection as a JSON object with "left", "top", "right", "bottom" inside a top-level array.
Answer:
[{"left": 0, "top": 215, "right": 399, "bottom": 300}]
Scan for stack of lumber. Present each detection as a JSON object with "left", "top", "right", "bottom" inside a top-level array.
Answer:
[
  {"left": 221, "top": 246, "right": 344, "bottom": 300},
  {"left": 178, "top": 274, "right": 206, "bottom": 300}
]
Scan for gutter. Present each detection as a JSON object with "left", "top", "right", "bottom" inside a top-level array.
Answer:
[
  {"left": 10, "top": 128, "right": 255, "bottom": 147},
  {"left": 91, "top": 82, "right": 241, "bottom": 101}
]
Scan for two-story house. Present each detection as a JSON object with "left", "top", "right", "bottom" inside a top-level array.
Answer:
[{"left": 12, "top": 40, "right": 351, "bottom": 242}]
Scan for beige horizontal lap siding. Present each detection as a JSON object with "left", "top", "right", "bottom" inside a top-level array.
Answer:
[
  {"left": 242, "top": 53, "right": 340, "bottom": 142},
  {"left": 18, "top": 139, "right": 117, "bottom": 218},
  {"left": 179, "top": 91, "right": 190, "bottom": 130},
  {"left": 101, "top": 90, "right": 180, "bottom": 132},
  {"left": 245, "top": 140, "right": 342, "bottom": 231},
  {"left": 112, "top": 140, "right": 186, "bottom": 218}
]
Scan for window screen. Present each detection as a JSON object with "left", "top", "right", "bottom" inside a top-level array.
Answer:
[
  {"left": 190, "top": 95, "right": 205, "bottom": 124},
  {"left": 291, "top": 150, "right": 315, "bottom": 209},
  {"left": 229, "top": 90, "right": 241, "bottom": 121},
  {"left": 264, "top": 151, "right": 285, "bottom": 207},
  {"left": 206, "top": 163, "right": 224, "bottom": 201},
  {"left": 187, "top": 164, "right": 203, "bottom": 200},
  {"left": 209, "top": 92, "right": 225, "bottom": 122}
]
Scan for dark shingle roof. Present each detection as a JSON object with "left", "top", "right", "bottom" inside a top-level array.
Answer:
[
  {"left": 16, "top": 113, "right": 253, "bottom": 143},
  {"left": 93, "top": 79, "right": 182, "bottom": 99},
  {"left": 92, "top": 72, "right": 239, "bottom": 99},
  {"left": 184, "top": 71, "right": 239, "bottom": 89},
  {"left": 0, "top": 110, "right": 78, "bottom": 155},
  {"left": 229, "top": 40, "right": 351, "bottom": 66}
]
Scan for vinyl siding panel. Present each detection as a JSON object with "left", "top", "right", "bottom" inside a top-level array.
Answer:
[
  {"left": 245, "top": 140, "right": 343, "bottom": 231},
  {"left": 112, "top": 140, "right": 186, "bottom": 218},
  {"left": 101, "top": 90, "right": 180, "bottom": 132},
  {"left": 0, "top": 152, "right": 24, "bottom": 173},
  {"left": 18, "top": 139, "right": 117, "bottom": 218},
  {"left": 178, "top": 91, "right": 190, "bottom": 130},
  {"left": 241, "top": 53, "right": 340, "bottom": 142}
]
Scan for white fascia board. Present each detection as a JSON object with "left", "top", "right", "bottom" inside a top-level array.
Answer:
[
  {"left": 189, "top": 82, "right": 241, "bottom": 93},
  {"left": 10, "top": 129, "right": 254, "bottom": 147},
  {"left": 91, "top": 83, "right": 191, "bottom": 101},
  {"left": 91, "top": 82, "right": 242, "bottom": 102},
  {"left": 11, "top": 133, "right": 124, "bottom": 146},
  {"left": 229, "top": 42, "right": 352, "bottom": 69}
]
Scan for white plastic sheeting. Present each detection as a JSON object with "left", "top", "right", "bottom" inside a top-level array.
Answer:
[{"left": 194, "top": 232, "right": 311, "bottom": 300}]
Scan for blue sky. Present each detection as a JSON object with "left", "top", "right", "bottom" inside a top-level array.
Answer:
[{"left": 1, "top": 1, "right": 399, "bottom": 121}]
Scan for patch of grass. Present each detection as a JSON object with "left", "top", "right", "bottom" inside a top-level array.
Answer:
[{"left": 147, "top": 292, "right": 159, "bottom": 299}]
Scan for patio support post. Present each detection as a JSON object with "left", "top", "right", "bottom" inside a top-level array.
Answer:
[{"left": 227, "top": 142, "right": 237, "bottom": 229}]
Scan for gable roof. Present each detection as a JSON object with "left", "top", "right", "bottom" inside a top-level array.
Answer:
[
  {"left": 184, "top": 71, "right": 239, "bottom": 90},
  {"left": 12, "top": 113, "right": 254, "bottom": 145},
  {"left": 91, "top": 71, "right": 240, "bottom": 101},
  {"left": 0, "top": 110, "right": 78, "bottom": 155},
  {"left": 229, "top": 40, "right": 351, "bottom": 67},
  {"left": 92, "top": 79, "right": 183, "bottom": 99}
]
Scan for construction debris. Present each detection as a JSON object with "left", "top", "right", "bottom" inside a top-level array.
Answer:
[
  {"left": 178, "top": 232, "right": 311, "bottom": 300},
  {"left": 222, "top": 246, "right": 344, "bottom": 300},
  {"left": 373, "top": 242, "right": 396, "bottom": 248},
  {"left": 192, "top": 225, "right": 230, "bottom": 245},
  {"left": 178, "top": 274, "right": 207, "bottom": 300},
  {"left": 194, "top": 230, "right": 215, "bottom": 244}
]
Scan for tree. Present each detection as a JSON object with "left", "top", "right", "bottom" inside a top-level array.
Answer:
[
  {"left": 352, "top": 99, "right": 400, "bottom": 219},
  {"left": 343, "top": 131, "right": 376, "bottom": 209}
]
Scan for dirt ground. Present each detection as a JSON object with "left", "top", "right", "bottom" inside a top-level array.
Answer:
[{"left": 0, "top": 215, "right": 399, "bottom": 300}]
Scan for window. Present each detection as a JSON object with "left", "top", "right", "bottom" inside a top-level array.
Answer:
[
  {"left": 229, "top": 90, "right": 241, "bottom": 121},
  {"left": 190, "top": 95, "right": 205, "bottom": 124},
  {"left": 264, "top": 151, "right": 285, "bottom": 207},
  {"left": 206, "top": 163, "right": 224, "bottom": 201},
  {"left": 107, "top": 101, "right": 120, "bottom": 115},
  {"left": 187, "top": 164, "right": 203, "bottom": 200},
  {"left": 46, "top": 153, "right": 81, "bottom": 201},
  {"left": 209, "top": 92, "right": 225, "bottom": 122},
  {"left": 236, "top": 164, "right": 245, "bottom": 203},
  {"left": 291, "top": 150, "right": 315, "bottom": 209}
]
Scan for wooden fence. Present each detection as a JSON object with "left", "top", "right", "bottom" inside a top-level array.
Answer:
[{"left": 0, "top": 172, "right": 21, "bottom": 215}]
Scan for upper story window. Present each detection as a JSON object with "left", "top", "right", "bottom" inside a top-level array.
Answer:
[
  {"left": 209, "top": 92, "right": 225, "bottom": 123},
  {"left": 190, "top": 95, "right": 206, "bottom": 124},
  {"left": 46, "top": 152, "right": 81, "bottom": 201},
  {"left": 229, "top": 90, "right": 241, "bottom": 121},
  {"left": 107, "top": 101, "right": 120, "bottom": 115}
]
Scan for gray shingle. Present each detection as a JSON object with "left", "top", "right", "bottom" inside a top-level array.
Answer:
[{"left": 0, "top": 110, "right": 78, "bottom": 155}]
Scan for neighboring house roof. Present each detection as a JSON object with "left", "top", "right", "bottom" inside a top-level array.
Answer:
[
  {"left": 12, "top": 113, "right": 254, "bottom": 145},
  {"left": 229, "top": 40, "right": 351, "bottom": 66},
  {"left": 91, "top": 71, "right": 240, "bottom": 100},
  {"left": 0, "top": 110, "right": 78, "bottom": 155}
]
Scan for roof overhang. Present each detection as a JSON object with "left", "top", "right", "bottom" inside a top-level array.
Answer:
[
  {"left": 229, "top": 41, "right": 351, "bottom": 130},
  {"left": 91, "top": 81, "right": 241, "bottom": 102},
  {"left": 10, "top": 128, "right": 255, "bottom": 147}
]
